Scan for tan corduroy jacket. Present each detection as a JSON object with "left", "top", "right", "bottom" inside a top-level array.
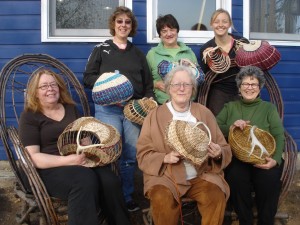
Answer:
[{"left": 136, "top": 102, "right": 232, "bottom": 202}]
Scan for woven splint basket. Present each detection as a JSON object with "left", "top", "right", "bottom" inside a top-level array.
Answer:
[
  {"left": 235, "top": 40, "right": 281, "bottom": 71},
  {"left": 228, "top": 125, "right": 276, "bottom": 164},
  {"left": 58, "top": 117, "right": 122, "bottom": 167},
  {"left": 203, "top": 46, "right": 231, "bottom": 74},
  {"left": 123, "top": 97, "right": 158, "bottom": 125},
  {"left": 92, "top": 70, "right": 133, "bottom": 106},
  {"left": 165, "top": 120, "right": 211, "bottom": 166}
]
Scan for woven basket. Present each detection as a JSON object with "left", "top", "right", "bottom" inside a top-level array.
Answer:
[
  {"left": 228, "top": 125, "right": 276, "bottom": 164},
  {"left": 123, "top": 97, "right": 158, "bottom": 125},
  {"left": 92, "top": 70, "right": 133, "bottom": 106},
  {"left": 165, "top": 120, "right": 211, "bottom": 166},
  {"left": 235, "top": 40, "right": 281, "bottom": 71},
  {"left": 203, "top": 46, "right": 231, "bottom": 73},
  {"left": 57, "top": 117, "right": 122, "bottom": 167}
]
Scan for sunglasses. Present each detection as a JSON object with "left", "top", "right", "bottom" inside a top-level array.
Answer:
[{"left": 116, "top": 19, "right": 132, "bottom": 25}]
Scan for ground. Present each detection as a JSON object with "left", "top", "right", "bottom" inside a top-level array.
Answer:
[{"left": 0, "top": 161, "right": 299, "bottom": 225}]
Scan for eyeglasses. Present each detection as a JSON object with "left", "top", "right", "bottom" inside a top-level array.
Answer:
[
  {"left": 241, "top": 83, "right": 259, "bottom": 89},
  {"left": 170, "top": 83, "right": 193, "bottom": 89},
  {"left": 38, "top": 82, "right": 58, "bottom": 90},
  {"left": 116, "top": 19, "right": 132, "bottom": 25}
]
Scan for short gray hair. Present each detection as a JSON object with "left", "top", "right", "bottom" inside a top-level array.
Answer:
[
  {"left": 164, "top": 66, "right": 198, "bottom": 99},
  {"left": 236, "top": 66, "right": 266, "bottom": 89}
]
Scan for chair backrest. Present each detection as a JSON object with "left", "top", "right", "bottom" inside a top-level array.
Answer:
[
  {"left": 0, "top": 53, "right": 90, "bottom": 225},
  {"left": 197, "top": 70, "right": 298, "bottom": 205}
]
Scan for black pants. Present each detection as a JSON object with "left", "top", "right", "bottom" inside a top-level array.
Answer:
[
  {"left": 226, "top": 157, "right": 283, "bottom": 225},
  {"left": 39, "top": 165, "right": 131, "bottom": 225},
  {"left": 207, "top": 88, "right": 239, "bottom": 116}
]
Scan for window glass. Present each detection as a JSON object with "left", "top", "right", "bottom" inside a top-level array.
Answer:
[
  {"left": 42, "top": 0, "right": 129, "bottom": 42},
  {"left": 248, "top": 0, "right": 300, "bottom": 44},
  {"left": 147, "top": 0, "right": 231, "bottom": 44}
]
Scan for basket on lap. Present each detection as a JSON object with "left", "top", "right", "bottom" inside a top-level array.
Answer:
[
  {"left": 229, "top": 125, "right": 276, "bottom": 164},
  {"left": 58, "top": 117, "right": 122, "bottom": 167},
  {"left": 165, "top": 120, "right": 211, "bottom": 166}
]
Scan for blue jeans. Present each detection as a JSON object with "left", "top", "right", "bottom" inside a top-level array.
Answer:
[{"left": 95, "top": 104, "right": 141, "bottom": 203}]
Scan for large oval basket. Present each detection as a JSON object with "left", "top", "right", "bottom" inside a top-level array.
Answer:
[
  {"left": 92, "top": 71, "right": 133, "bottom": 106},
  {"left": 58, "top": 117, "right": 122, "bottom": 167},
  {"left": 228, "top": 125, "right": 276, "bottom": 164},
  {"left": 123, "top": 97, "right": 158, "bottom": 125},
  {"left": 235, "top": 40, "right": 281, "bottom": 71},
  {"left": 165, "top": 120, "right": 211, "bottom": 166}
]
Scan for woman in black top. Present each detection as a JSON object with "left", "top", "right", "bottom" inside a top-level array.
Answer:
[
  {"left": 19, "top": 69, "right": 131, "bottom": 225},
  {"left": 199, "top": 8, "right": 248, "bottom": 116}
]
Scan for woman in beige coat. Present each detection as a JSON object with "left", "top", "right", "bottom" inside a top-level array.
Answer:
[{"left": 136, "top": 66, "right": 232, "bottom": 225}]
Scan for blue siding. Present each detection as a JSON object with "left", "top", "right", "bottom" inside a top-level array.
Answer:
[{"left": 0, "top": 0, "right": 299, "bottom": 159}]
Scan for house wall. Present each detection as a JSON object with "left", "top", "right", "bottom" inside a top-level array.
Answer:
[{"left": 0, "top": 0, "right": 299, "bottom": 159}]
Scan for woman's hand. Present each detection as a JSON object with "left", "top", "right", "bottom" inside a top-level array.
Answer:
[
  {"left": 155, "top": 80, "right": 165, "bottom": 92},
  {"left": 254, "top": 157, "right": 277, "bottom": 169},
  {"left": 207, "top": 142, "right": 222, "bottom": 160},
  {"left": 80, "top": 137, "right": 92, "bottom": 146},
  {"left": 163, "top": 151, "right": 181, "bottom": 164},
  {"left": 232, "top": 119, "right": 250, "bottom": 130},
  {"left": 66, "top": 153, "right": 87, "bottom": 166}
]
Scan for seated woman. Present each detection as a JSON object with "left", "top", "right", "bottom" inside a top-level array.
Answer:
[
  {"left": 136, "top": 66, "right": 232, "bottom": 225},
  {"left": 18, "top": 69, "right": 131, "bottom": 225},
  {"left": 216, "top": 65, "right": 285, "bottom": 225}
]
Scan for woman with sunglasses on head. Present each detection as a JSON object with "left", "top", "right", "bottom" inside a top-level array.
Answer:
[
  {"left": 199, "top": 9, "right": 249, "bottom": 116},
  {"left": 83, "top": 6, "right": 154, "bottom": 212},
  {"left": 216, "top": 66, "right": 284, "bottom": 225},
  {"left": 19, "top": 69, "right": 131, "bottom": 225},
  {"left": 147, "top": 14, "right": 200, "bottom": 105}
]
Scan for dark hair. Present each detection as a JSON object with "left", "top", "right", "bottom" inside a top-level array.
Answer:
[
  {"left": 191, "top": 23, "right": 207, "bottom": 31},
  {"left": 236, "top": 66, "right": 266, "bottom": 89},
  {"left": 156, "top": 14, "right": 179, "bottom": 37},
  {"left": 108, "top": 6, "right": 137, "bottom": 37}
]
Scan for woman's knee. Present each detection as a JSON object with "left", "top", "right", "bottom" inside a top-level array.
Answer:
[{"left": 148, "top": 185, "right": 177, "bottom": 206}]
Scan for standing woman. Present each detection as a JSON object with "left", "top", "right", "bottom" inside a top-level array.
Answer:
[
  {"left": 83, "top": 6, "right": 154, "bottom": 212},
  {"left": 147, "top": 14, "right": 199, "bottom": 105},
  {"left": 199, "top": 8, "right": 248, "bottom": 115}
]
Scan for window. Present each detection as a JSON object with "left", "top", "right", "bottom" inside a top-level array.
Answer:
[
  {"left": 146, "top": 0, "right": 232, "bottom": 44},
  {"left": 244, "top": 0, "right": 300, "bottom": 46},
  {"left": 41, "top": 0, "right": 132, "bottom": 42}
]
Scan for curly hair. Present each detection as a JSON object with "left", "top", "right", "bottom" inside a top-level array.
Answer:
[
  {"left": 236, "top": 66, "right": 266, "bottom": 89},
  {"left": 108, "top": 6, "right": 137, "bottom": 37}
]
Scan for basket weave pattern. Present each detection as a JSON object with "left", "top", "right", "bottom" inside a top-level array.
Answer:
[
  {"left": 165, "top": 120, "right": 211, "bottom": 166},
  {"left": 92, "top": 71, "right": 133, "bottom": 106},
  {"left": 58, "top": 117, "right": 122, "bottom": 167},
  {"left": 228, "top": 125, "right": 276, "bottom": 164},
  {"left": 235, "top": 40, "right": 281, "bottom": 71},
  {"left": 123, "top": 97, "right": 158, "bottom": 125}
]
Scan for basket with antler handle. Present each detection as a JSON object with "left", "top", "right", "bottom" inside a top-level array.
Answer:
[
  {"left": 165, "top": 120, "right": 211, "bottom": 166},
  {"left": 57, "top": 117, "right": 122, "bottom": 167},
  {"left": 229, "top": 125, "right": 276, "bottom": 164}
]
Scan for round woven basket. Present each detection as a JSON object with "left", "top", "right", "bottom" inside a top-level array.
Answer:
[
  {"left": 165, "top": 120, "right": 211, "bottom": 166},
  {"left": 57, "top": 117, "right": 122, "bottom": 167},
  {"left": 123, "top": 97, "right": 158, "bottom": 125},
  {"left": 203, "top": 46, "right": 231, "bottom": 74},
  {"left": 92, "top": 70, "right": 133, "bottom": 106},
  {"left": 228, "top": 125, "right": 276, "bottom": 164},
  {"left": 235, "top": 40, "right": 281, "bottom": 71}
]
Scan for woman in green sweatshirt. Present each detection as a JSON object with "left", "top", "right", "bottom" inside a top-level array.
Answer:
[{"left": 216, "top": 65, "right": 284, "bottom": 225}]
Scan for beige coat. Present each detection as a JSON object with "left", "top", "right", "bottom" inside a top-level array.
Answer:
[{"left": 136, "top": 102, "right": 232, "bottom": 202}]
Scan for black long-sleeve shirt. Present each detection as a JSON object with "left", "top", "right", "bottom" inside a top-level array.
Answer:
[{"left": 83, "top": 39, "right": 154, "bottom": 99}]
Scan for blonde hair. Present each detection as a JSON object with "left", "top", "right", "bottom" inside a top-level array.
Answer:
[
  {"left": 25, "top": 69, "right": 75, "bottom": 113},
  {"left": 210, "top": 8, "right": 235, "bottom": 31}
]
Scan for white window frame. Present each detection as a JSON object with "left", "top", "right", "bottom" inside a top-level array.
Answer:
[
  {"left": 41, "top": 0, "right": 132, "bottom": 42},
  {"left": 146, "top": 0, "right": 231, "bottom": 44},
  {"left": 243, "top": 0, "right": 300, "bottom": 46}
]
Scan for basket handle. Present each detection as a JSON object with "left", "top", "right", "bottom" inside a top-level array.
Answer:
[
  {"left": 76, "top": 126, "right": 104, "bottom": 155},
  {"left": 192, "top": 121, "right": 211, "bottom": 145}
]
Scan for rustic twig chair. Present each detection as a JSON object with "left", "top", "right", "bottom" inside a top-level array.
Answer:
[
  {"left": 0, "top": 53, "right": 94, "bottom": 224},
  {"left": 197, "top": 70, "right": 298, "bottom": 221}
]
